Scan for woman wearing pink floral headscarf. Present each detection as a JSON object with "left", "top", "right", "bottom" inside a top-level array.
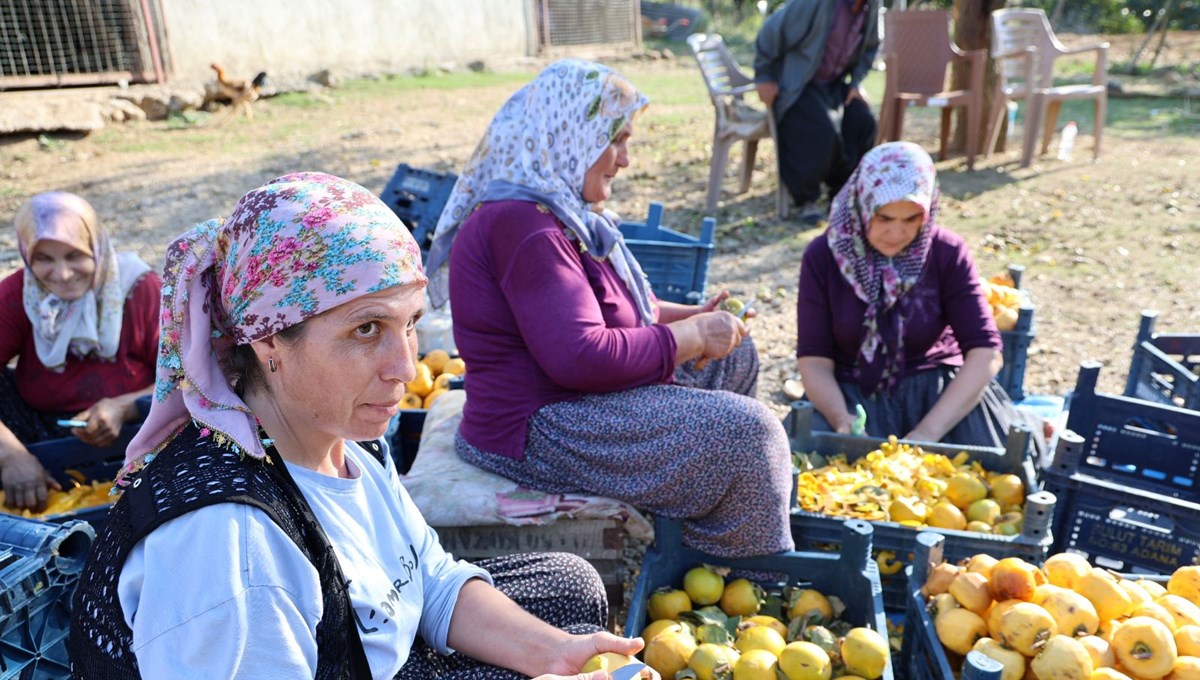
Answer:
[
  {"left": 70, "top": 173, "right": 654, "bottom": 680},
  {"left": 796, "top": 142, "right": 1035, "bottom": 451},
  {"left": 0, "top": 192, "right": 159, "bottom": 511}
]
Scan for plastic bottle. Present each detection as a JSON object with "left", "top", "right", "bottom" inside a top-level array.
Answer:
[
  {"left": 1006, "top": 102, "right": 1019, "bottom": 143},
  {"left": 1057, "top": 120, "right": 1078, "bottom": 161}
]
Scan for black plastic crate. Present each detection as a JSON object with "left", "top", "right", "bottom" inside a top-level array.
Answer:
[
  {"left": 994, "top": 264, "right": 1036, "bottom": 403},
  {"left": 900, "top": 532, "right": 1012, "bottom": 680},
  {"left": 1043, "top": 430, "right": 1200, "bottom": 574},
  {"left": 620, "top": 203, "right": 715, "bottom": 304},
  {"left": 16, "top": 426, "right": 136, "bottom": 535},
  {"left": 1056, "top": 361, "right": 1200, "bottom": 503},
  {"left": 785, "top": 402, "right": 1053, "bottom": 611},
  {"left": 391, "top": 370, "right": 465, "bottom": 475},
  {"left": 0, "top": 516, "right": 94, "bottom": 679},
  {"left": 626, "top": 516, "right": 893, "bottom": 680},
  {"left": 997, "top": 306, "right": 1035, "bottom": 403},
  {"left": 1124, "top": 310, "right": 1200, "bottom": 411},
  {"left": 379, "top": 164, "right": 459, "bottom": 257}
]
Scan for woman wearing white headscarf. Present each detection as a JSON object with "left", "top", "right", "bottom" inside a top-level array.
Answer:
[
  {"left": 0, "top": 192, "right": 159, "bottom": 510},
  {"left": 426, "top": 59, "right": 795, "bottom": 558}
]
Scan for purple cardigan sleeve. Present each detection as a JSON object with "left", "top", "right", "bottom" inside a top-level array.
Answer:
[
  {"left": 796, "top": 235, "right": 837, "bottom": 360},
  {"left": 493, "top": 223, "right": 677, "bottom": 393},
  {"left": 938, "top": 235, "right": 1003, "bottom": 353}
]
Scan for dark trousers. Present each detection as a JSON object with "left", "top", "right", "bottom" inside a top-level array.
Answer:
[
  {"left": 0, "top": 368, "right": 71, "bottom": 444},
  {"left": 776, "top": 80, "right": 877, "bottom": 206}
]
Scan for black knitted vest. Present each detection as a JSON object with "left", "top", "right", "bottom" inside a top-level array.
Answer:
[{"left": 68, "top": 423, "right": 381, "bottom": 679}]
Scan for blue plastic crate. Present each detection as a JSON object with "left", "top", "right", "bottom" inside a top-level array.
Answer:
[
  {"left": 995, "top": 265, "right": 1036, "bottom": 403},
  {"left": 1124, "top": 311, "right": 1200, "bottom": 411},
  {"left": 620, "top": 203, "right": 715, "bottom": 304},
  {"left": 389, "top": 359, "right": 465, "bottom": 475},
  {"left": 626, "top": 516, "right": 893, "bottom": 680},
  {"left": 1043, "top": 429, "right": 1200, "bottom": 575},
  {"left": 899, "top": 532, "right": 1011, "bottom": 680},
  {"left": 785, "top": 402, "right": 1053, "bottom": 611},
  {"left": 997, "top": 305, "right": 1035, "bottom": 403},
  {"left": 0, "top": 516, "right": 94, "bottom": 679},
  {"left": 379, "top": 164, "right": 458, "bottom": 257},
  {"left": 1056, "top": 361, "right": 1200, "bottom": 503}
]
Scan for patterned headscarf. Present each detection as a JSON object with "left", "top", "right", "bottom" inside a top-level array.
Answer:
[
  {"left": 16, "top": 192, "right": 150, "bottom": 372},
  {"left": 826, "top": 142, "right": 938, "bottom": 394},
  {"left": 121, "top": 173, "right": 427, "bottom": 476},
  {"left": 425, "top": 59, "right": 656, "bottom": 325}
]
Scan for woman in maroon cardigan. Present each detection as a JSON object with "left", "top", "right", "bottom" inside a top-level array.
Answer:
[
  {"left": 424, "top": 59, "right": 795, "bottom": 558},
  {"left": 796, "top": 142, "right": 1032, "bottom": 449},
  {"left": 0, "top": 192, "right": 160, "bottom": 510}
]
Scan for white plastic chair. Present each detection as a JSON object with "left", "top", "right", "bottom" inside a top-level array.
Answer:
[
  {"left": 687, "top": 33, "right": 788, "bottom": 219},
  {"left": 986, "top": 8, "right": 1109, "bottom": 167}
]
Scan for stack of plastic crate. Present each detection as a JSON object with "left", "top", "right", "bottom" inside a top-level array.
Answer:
[
  {"left": 1042, "top": 361, "right": 1200, "bottom": 574},
  {"left": 1124, "top": 310, "right": 1200, "bottom": 410},
  {"left": 0, "top": 516, "right": 95, "bottom": 678},
  {"left": 995, "top": 265, "right": 1037, "bottom": 402}
]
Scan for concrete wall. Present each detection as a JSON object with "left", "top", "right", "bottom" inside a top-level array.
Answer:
[{"left": 161, "top": 0, "right": 537, "bottom": 83}]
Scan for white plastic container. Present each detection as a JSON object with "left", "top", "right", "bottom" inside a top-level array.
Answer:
[
  {"left": 416, "top": 294, "right": 456, "bottom": 354},
  {"left": 1057, "top": 120, "right": 1078, "bottom": 161}
]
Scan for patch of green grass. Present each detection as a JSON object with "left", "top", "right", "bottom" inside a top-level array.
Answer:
[
  {"left": 634, "top": 69, "right": 708, "bottom": 107},
  {"left": 1039, "top": 96, "right": 1200, "bottom": 135},
  {"left": 100, "top": 128, "right": 249, "bottom": 154},
  {"left": 272, "top": 91, "right": 330, "bottom": 108},
  {"left": 340, "top": 70, "right": 534, "bottom": 97}
]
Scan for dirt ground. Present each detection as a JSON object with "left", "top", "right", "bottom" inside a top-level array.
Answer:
[{"left": 2, "top": 33, "right": 1199, "bottom": 415}]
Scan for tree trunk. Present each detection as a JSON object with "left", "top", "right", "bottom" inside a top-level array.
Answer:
[
  {"left": 1148, "top": 0, "right": 1177, "bottom": 70},
  {"left": 950, "top": 0, "right": 1008, "bottom": 154},
  {"left": 1049, "top": 0, "right": 1067, "bottom": 30},
  {"left": 1129, "top": 0, "right": 1175, "bottom": 74}
]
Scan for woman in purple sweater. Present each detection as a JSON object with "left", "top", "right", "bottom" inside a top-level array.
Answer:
[
  {"left": 797, "top": 142, "right": 1030, "bottom": 448},
  {"left": 424, "top": 59, "right": 794, "bottom": 558}
]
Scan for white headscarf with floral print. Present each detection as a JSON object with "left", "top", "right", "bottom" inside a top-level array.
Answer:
[{"left": 425, "top": 59, "right": 655, "bottom": 324}]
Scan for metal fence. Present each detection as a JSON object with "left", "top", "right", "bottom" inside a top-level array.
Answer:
[
  {"left": 537, "top": 0, "right": 642, "bottom": 52},
  {"left": 0, "top": 0, "right": 166, "bottom": 89}
]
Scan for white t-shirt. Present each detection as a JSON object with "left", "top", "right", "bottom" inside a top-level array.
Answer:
[{"left": 117, "top": 440, "right": 490, "bottom": 679}]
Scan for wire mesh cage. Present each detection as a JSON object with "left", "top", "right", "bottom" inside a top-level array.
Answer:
[
  {"left": 537, "top": 0, "right": 641, "bottom": 52},
  {"left": 0, "top": 0, "right": 164, "bottom": 88}
]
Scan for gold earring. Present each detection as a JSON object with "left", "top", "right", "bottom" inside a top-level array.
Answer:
[{"left": 268, "top": 358, "right": 277, "bottom": 373}]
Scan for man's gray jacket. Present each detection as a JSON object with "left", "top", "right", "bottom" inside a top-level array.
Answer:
[{"left": 753, "top": 0, "right": 882, "bottom": 119}]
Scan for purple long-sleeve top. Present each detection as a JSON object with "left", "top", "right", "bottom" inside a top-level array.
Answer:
[
  {"left": 796, "top": 225, "right": 1002, "bottom": 391},
  {"left": 448, "top": 200, "right": 678, "bottom": 460}
]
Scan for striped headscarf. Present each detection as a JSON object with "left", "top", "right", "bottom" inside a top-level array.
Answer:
[{"left": 826, "top": 142, "right": 938, "bottom": 394}]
